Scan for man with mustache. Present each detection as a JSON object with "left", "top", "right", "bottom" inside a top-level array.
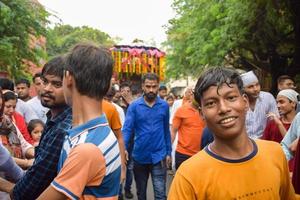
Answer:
[
  {"left": 0, "top": 56, "right": 72, "bottom": 200},
  {"left": 240, "top": 71, "right": 278, "bottom": 139},
  {"left": 122, "top": 73, "right": 172, "bottom": 200}
]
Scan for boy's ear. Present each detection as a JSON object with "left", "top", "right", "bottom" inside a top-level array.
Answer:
[
  {"left": 242, "top": 93, "right": 250, "bottom": 112},
  {"left": 199, "top": 107, "right": 206, "bottom": 121},
  {"left": 64, "top": 70, "right": 73, "bottom": 87}
]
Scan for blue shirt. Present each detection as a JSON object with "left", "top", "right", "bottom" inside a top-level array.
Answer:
[
  {"left": 52, "top": 115, "right": 121, "bottom": 199},
  {"left": 13, "top": 107, "right": 72, "bottom": 200},
  {"left": 122, "top": 96, "right": 171, "bottom": 164}
]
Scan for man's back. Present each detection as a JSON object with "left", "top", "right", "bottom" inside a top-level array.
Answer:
[{"left": 169, "top": 139, "right": 295, "bottom": 200}]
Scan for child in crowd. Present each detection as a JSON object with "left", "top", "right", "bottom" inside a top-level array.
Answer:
[{"left": 27, "top": 119, "right": 44, "bottom": 146}]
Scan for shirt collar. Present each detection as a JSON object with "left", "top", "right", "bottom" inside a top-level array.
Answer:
[
  {"left": 46, "top": 106, "right": 71, "bottom": 124},
  {"left": 137, "top": 96, "right": 163, "bottom": 106},
  {"left": 66, "top": 114, "right": 108, "bottom": 139}
]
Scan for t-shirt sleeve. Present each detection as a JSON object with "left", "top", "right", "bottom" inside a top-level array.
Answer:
[
  {"left": 51, "top": 143, "right": 106, "bottom": 199},
  {"left": 111, "top": 107, "right": 122, "bottom": 130},
  {"left": 168, "top": 171, "right": 197, "bottom": 200}
]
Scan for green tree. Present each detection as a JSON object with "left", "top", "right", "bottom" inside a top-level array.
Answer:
[
  {"left": 166, "top": 0, "right": 300, "bottom": 92},
  {"left": 46, "top": 25, "right": 115, "bottom": 58},
  {"left": 0, "top": 0, "right": 48, "bottom": 78}
]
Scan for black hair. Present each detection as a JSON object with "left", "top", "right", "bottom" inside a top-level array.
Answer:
[
  {"left": 142, "top": 73, "right": 159, "bottom": 83},
  {"left": 120, "top": 82, "right": 131, "bottom": 90},
  {"left": 65, "top": 43, "right": 113, "bottom": 100},
  {"left": 42, "top": 56, "right": 66, "bottom": 80},
  {"left": 32, "top": 72, "right": 42, "bottom": 83},
  {"left": 159, "top": 85, "right": 167, "bottom": 91},
  {"left": 3, "top": 91, "right": 17, "bottom": 102},
  {"left": 194, "top": 67, "right": 244, "bottom": 105},
  {"left": 0, "top": 78, "right": 14, "bottom": 91},
  {"left": 27, "top": 119, "right": 45, "bottom": 134},
  {"left": 277, "top": 75, "right": 295, "bottom": 84},
  {"left": 166, "top": 95, "right": 174, "bottom": 100},
  {"left": 16, "top": 78, "right": 30, "bottom": 88}
]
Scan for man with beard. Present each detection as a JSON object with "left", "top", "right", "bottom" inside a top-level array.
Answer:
[
  {"left": 122, "top": 73, "right": 172, "bottom": 200},
  {"left": 240, "top": 71, "right": 278, "bottom": 139},
  {"left": 0, "top": 56, "right": 72, "bottom": 200}
]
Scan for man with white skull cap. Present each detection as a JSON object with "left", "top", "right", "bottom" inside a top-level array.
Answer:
[
  {"left": 240, "top": 71, "right": 279, "bottom": 139},
  {"left": 262, "top": 89, "right": 298, "bottom": 146},
  {"left": 281, "top": 89, "right": 300, "bottom": 162}
]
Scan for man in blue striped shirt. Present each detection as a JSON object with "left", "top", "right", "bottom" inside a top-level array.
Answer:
[
  {"left": 240, "top": 71, "right": 279, "bottom": 139},
  {"left": 37, "top": 43, "right": 121, "bottom": 200}
]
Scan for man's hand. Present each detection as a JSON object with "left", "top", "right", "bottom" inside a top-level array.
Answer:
[
  {"left": 166, "top": 155, "right": 172, "bottom": 169},
  {"left": 121, "top": 91, "right": 133, "bottom": 105},
  {"left": 266, "top": 112, "right": 281, "bottom": 125},
  {"left": 0, "top": 177, "right": 14, "bottom": 193}
]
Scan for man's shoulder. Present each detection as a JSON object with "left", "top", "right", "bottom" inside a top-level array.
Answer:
[{"left": 260, "top": 91, "right": 275, "bottom": 99}]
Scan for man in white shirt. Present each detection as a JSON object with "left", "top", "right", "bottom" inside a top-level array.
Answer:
[{"left": 26, "top": 73, "right": 49, "bottom": 123}]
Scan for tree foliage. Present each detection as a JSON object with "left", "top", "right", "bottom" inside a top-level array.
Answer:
[
  {"left": 0, "top": 0, "right": 48, "bottom": 78},
  {"left": 46, "top": 25, "right": 115, "bottom": 58},
  {"left": 166, "top": 0, "right": 299, "bottom": 90}
]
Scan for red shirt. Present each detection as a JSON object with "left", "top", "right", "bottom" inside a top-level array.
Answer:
[
  {"left": 12, "top": 112, "right": 34, "bottom": 145},
  {"left": 262, "top": 119, "right": 295, "bottom": 171},
  {"left": 262, "top": 120, "right": 290, "bottom": 143}
]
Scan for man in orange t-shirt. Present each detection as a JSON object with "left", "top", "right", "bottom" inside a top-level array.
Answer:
[{"left": 171, "top": 98, "right": 205, "bottom": 169}]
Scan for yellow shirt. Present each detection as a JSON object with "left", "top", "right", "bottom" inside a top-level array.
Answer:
[{"left": 168, "top": 139, "right": 296, "bottom": 200}]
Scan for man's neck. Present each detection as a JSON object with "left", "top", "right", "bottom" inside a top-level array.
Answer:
[
  {"left": 22, "top": 96, "right": 31, "bottom": 102},
  {"left": 248, "top": 97, "right": 258, "bottom": 110},
  {"left": 282, "top": 110, "right": 296, "bottom": 123},
  {"left": 210, "top": 132, "right": 253, "bottom": 160},
  {"left": 144, "top": 96, "right": 156, "bottom": 107},
  {"left": 72, "top": 95, "right": 102, "bottom": 127},
  {"left": 50, "top": 107, "right": 65, "bottom": 119}
]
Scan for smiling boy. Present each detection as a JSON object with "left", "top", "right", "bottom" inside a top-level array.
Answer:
[{"left": 168, "top": 67, "right": 296, "bottom": 200}]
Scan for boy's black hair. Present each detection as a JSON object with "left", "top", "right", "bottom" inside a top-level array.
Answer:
[
  {"left": 42, "top": 56, "right": 66, "bottom": 80},
  {"left": 65, "top": 43, "right": 113, "bottom": 100},
  {"left": 194, "top": 67, "right": 244, "bottom": 105},
  {"left": 16, "top": 78, "right": 30, "bottom": 88}
]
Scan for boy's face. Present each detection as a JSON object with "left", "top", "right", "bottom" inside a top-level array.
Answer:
[{"left": 200, "top": 83, "right": 249, "bottom": 140}]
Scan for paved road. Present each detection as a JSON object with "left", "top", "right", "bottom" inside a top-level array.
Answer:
[{"left": 122, "top": 171, "right": 174, "bottom": 200}]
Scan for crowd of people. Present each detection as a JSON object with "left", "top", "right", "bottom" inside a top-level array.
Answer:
[{"left": 0, "top": 42, "right": 299, "bottom": 199}]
